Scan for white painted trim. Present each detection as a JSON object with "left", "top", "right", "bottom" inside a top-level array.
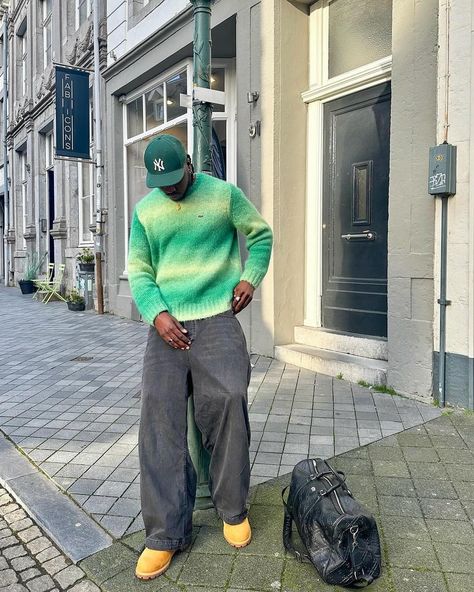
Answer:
[
  {"left": 123, "top": 101, "right": 129, "bottom": 275},
  {"left": 304, "top": 3, "right": 392, "bottom": 328},
  {"left": 302, "top": 56, "right": 392, "bottom": 104}
]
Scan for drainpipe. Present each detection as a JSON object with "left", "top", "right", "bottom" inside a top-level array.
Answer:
[
  {"left": 92, "top": 0, "right": 104, "bottom": 313},
  {"left": 2, "top": 5, "right": 9, "bottom": 286},
  {"left": 189, "top": 0, "right": 213, "bottom": 509}
]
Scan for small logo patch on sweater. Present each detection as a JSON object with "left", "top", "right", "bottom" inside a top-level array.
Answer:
[{"left": 198, "top": 214, "right": 204, "bottom": 218}]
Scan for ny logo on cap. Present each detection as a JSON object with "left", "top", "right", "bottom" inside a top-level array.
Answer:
[{"left": 153, "top": 158, "right": 165, "bottom": 172}]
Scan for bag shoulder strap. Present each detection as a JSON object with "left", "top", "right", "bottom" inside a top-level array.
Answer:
[{"left": 282, "top": 486, "right": 310, "bottom": 562}]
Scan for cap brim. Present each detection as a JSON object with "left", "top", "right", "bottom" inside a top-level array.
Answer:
[{"left": 146, "top": 167, "right": 185, "bottom": 188}]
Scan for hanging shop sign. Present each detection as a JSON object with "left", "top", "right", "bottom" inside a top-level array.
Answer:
[{"left": 55, "top": 65, "right": 90, "bottom": 160}]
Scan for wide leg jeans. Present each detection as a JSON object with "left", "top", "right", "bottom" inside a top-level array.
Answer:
[{"left": 139, "top": 310, "right": 252, "bottom": 551}]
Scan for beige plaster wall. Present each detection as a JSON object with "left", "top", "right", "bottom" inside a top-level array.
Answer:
[
  {"left": 434, "top": 0, "right": 474, "bottom": 360},
  {"left": 260, "top": 0, "right": 309, "bottom": 348},
  {"left": 387, "top": 0, "right": 438, "bottom": 398}
]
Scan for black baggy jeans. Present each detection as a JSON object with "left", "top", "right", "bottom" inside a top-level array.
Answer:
[{"left": 139, "top": 310, "right": 252, "bottom": 551}]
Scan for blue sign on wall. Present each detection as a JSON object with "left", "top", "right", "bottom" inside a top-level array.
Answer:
[{"left": 55, "top": 66, "right": 90, "bottom": 160}]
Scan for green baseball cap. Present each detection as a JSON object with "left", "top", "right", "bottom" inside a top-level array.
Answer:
[{"left": 144, "top": 134, "right": 187, "bottom": 188}]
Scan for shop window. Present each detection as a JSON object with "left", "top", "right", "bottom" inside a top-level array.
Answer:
[{"left": 123, "top": 60, "right": 236, "bottom": 269}]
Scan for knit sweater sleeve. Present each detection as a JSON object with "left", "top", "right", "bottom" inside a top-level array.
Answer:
[
  {"left": 127, "top": 209, "right": 168, "bottom": 325},
  {"left": 229, "top": 185, "right": 273, "bottom": 288}
]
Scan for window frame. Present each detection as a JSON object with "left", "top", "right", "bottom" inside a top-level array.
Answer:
[
  {"left": 20, "top": 32, "right": 27, "bottom": 96},
  {"left": 76, "top": 0, "right": 91, "bottom": 30},
  {"left": 78, "top": 100, "right": 95, "bottom": 246},
  {"left": 20, "top": 151, "right": 27, "bottom": 249},
  {"left": 41, "top": 0, "right": 52, "bottom": 68}
]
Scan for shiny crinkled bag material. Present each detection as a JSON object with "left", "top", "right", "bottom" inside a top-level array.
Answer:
[{"left": 282, "top": 458, "right": 381, "bottom": 588}]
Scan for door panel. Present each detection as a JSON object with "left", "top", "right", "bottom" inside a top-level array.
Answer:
[{"left": 322, "top": 82, "right": 391, "bottom": 337}]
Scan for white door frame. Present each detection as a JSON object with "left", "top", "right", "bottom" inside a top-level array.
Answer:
[{"left": 303, "top": 0, "right": 392, "bottom": 327}]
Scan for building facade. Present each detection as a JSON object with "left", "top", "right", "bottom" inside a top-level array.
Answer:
[
  {"left": 0, "top": 0, "right": 107, "bottom": 295},
  {"left": 1, "top": 0, "right": 472, "bottom": 408},
  {"left": 103, "top": 0, "right": 473, "bottom": 408}
]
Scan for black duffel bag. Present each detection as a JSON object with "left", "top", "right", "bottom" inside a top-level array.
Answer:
[{"left": 282, "top": 458, "right": 381, "bottom": 588}]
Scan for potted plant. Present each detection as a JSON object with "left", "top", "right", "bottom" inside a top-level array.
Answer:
[
  {"left": 18, "top": 252, "right": 46, "bottom": 294},
  {"left": 77, "top": 247, "right": 95, "bottom": 272},
  {"left": 66, "top": 289, "right": 86, "bottom": 312}
]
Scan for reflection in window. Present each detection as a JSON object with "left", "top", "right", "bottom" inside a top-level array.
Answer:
[
  {"left": 146, "top": 87, "right": 164, "bottom": 130},
  {"left": 166, "top": 71, "right": 187, "bottom": 120},
  {"left": 127, "top": 97, "right": 144, "bottom": 138}
]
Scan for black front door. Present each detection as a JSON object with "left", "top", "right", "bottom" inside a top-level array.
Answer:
[{"left": 322, "top": 82, "right": 391, "bottom": 338}]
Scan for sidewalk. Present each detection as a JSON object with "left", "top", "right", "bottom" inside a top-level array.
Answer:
[
  {"left": 1, "top": 286, "right": 465, "bottom": 591},
  {"left": 78, "top": 412, "right": 474, "bottom": 592}
]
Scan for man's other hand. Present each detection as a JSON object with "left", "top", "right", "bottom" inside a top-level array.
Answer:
[
  {"left": 232, "top": 281, "right": 255, "bottom": 314},
  {"left": 154, "top": 312, "right": 191, "bottom": 350}
]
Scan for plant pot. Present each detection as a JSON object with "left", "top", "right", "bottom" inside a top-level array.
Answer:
[
  {"left": 79, "top": 262, "right": 95, "bottom": 273},
  {"left": 19, "top": 279, "right": 37, "bottom": 294},
  {"left": 67, "top": 301, "right": 85, "bottom": 312}
]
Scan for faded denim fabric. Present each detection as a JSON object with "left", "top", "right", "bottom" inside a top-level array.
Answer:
[{"left": 139, "top": 310, "right": 252, "bottom": 551}]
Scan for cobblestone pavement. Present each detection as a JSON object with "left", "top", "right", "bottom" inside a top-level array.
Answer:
[
  {"left": 0, "top": 287, "right": 441, "bottom": 541},
  {"left": 78, "top": 413, "right": 474, "bottom": 592},
  {"left": 0, "top": 486, "right": 99, "bottom": 592}
]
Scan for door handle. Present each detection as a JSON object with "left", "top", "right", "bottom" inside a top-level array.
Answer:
[{"left": 341, "top": 230, "right": 377, "bottom": 241}]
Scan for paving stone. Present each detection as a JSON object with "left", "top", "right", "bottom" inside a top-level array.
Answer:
[
  {"left": 379, "top": 515, "right": 430, "bottom": 542},
  {"left": 10, "top": 556, "right": 36, "bottom": 571},
  {"left": 378, "top": 496, "right": 423, "bottom": 517},
  {"left": 391, "top": 568, "right": 448, "bottom": 592},
  {"left": 68, "top": 582, "right": 101, "bottom": 592},
  {"left": 9, "top": 519, "right": 34, "bottom": 533},
  {"left": 0, "top": 535, "right": 18, "bottom": 549},
  {"left": 0, "top": 568, "right": 19, "bottom": 587},
  {"left": 26, "top": 537, "right": 51, "bottom": 555},
  {"left": 5, "top": 509, "right": 27, "bottom": 524},
  {"left": 282, "top": 559, "right": 337, "bottom": 591},
  {"left": 24, "top": 574, "right": 55, "bottom": 592},
  {"left": 433, "top": 540, "right": 474, "bottom": 573},
  {"left": 425, "top": 518, "right": 474, "bottom": 543},
  {"left": 35, "top": 547, "right": 61, "bottom": 563},
  {"left": 413, "top": 478, "right": 458, "bottom": 499},
  {"left": 372, "top": 460, "right": 410, "bottom": 478},
  {"left": 178, "top": 551, "right": 234, "bottom": 588},
  {"left": 445, "top": 572, "right": 474, "bottom": 592},
  {"left": 20, "top": 568, "right": 42, "bottom": 582},
  {"left": 0, "top": 556, "right": 7, "bottom": 570},
  {"left": 386, "top": 537, "right": 441, "bottom": 570},
  {"left": 17, "top": 526, "right": 42, "bottom": 544},
  {"left": 53, "top": 565, "right": 84, "bottom": 588},
  {"left": 3, "top": 544, "right": 27, "bottom": 559},
  {"left": 228, "top": 555, "right": 284, "bottom": 591},
  {"left": 80, "top": 543, "right": 137, "bottom": 584},
  {"left": 420, "top": 498, "right": 468, "bottom": 520},
  {"left": 42, "top": 555, "right": 69, "bottom": 576}
]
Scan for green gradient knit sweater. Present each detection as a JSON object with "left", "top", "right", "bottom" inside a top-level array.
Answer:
[{"left": 128, "top": 173, "right": 273, "bottom": 324}]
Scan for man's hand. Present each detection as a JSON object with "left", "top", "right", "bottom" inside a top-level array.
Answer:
[
  {"left": 232, "top": 281, "right": 255, "bottom": 314},
  {"left": 154, "top": 312, "right": 191, "bottom": 350}
]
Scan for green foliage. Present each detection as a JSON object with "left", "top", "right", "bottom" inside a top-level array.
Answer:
[
  {"left": 24, "top": 251, "right": 48, "bottom": 280},
  {"left": 66, "top": 289, "right": 85, "bottom": 304},
  {"left": 76, "top": 247, "right": 95, "bottom": 264},
  {"left": 357, "top": 380, "right": 399, "bottom": 397},
  {"left": 336, "top": 373, "right": 344, "bottom": 380}
]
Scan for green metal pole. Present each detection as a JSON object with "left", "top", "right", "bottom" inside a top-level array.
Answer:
[{"left": 189, "top": 0, "right": 213, "bottom": 510}]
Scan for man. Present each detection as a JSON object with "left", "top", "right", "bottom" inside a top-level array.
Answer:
[{"left": 128, "top": 134, "right": 273, "bottom": 580}]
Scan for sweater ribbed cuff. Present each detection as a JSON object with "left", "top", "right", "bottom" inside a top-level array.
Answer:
[
  {"left": 138, "top": 295, "right": 169, "bottom": 326},
  {"left": 240, "top": 268, "right": 266, "bottom": 289}
]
